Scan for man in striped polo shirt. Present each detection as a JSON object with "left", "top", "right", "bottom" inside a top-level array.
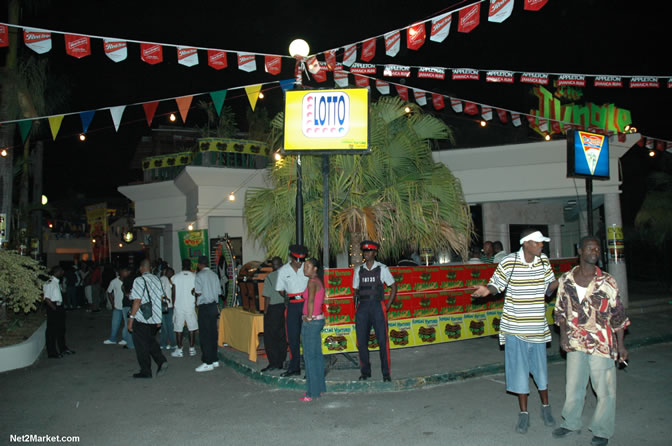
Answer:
[{"left": 473, "top": 229, "right": 558, "bottom": 434}]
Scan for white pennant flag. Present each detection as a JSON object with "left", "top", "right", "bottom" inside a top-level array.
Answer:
[
  {"left": 238, "top": 53, "right": 257, "bottom": 72},
  {"left": 481, "top": 106, "right": 493, "bottom": 121},
  {"left": 177, "top": 46, "right": 199, "bottom": 67},
  {"left": 342, "top": 44, "right": 357, "bottom": 67},
  {"left": 104, "top": 39, "right": 127, "bottom": 62},
  {"left": 488, "top": 0, "right": 514, "bottom": 23},
  {"left": 334, "top": 70, "right": 349, "bottom": 87},
  {"left": 376, "top": 80, "right": 390, "bottom": 95},
  {"left": 109, "top": 106, "right": 126, "bottom": 132},
  {"left": 430, "top": 12, "right": 452, "bottom": 42},
  {"left": 414, "top": 90, "right": 427, "bottom": 106},
  {"left": 450, "top": 98, "right": 463, "bottom": 113},
  {"left": 24, "top": 28, "right": 52, "bottom": 54},
  {"left": 511, "top": 113, "right": 522, "bottom": 127},
  {"left": 538, "top": 118, "right": 548, "bottom": 133},
  {"left": 384, "top": 31, "right": 400, "bottom": 57}
]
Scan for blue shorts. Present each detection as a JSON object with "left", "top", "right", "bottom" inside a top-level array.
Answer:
[{"left": 504, "top": 334, "right": 548, "bottom": 394}]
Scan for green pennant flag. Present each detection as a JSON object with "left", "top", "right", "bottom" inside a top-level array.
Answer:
[
  {"left": 18, "top": 120, "right": 33, "bottom": 143},
  {"left": 209, "top": 89, "right": 227, "bottom": 116}
]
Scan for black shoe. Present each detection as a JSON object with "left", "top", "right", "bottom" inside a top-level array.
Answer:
[
  {"left": 62, "top": 349, "right": 76, "bottom": 355},
  {"left": 358, "top": 374, "right": 370, "bottom": 381},
  {"left": 156, "top": 362, "right": 168, "bottom": 377},
  {"left": 280, "top": 370, "right": 300, "bottom": 377},
  {"left": 591, "top": 436, "right": 608, "bottom": 446},
  {"left": 133, "top": 373, "right": 152, "bottom": 379},
  {"left": 383, "top": 375, "right": 391, "bottom": 382},
  {"left": 552, "top": 427, "right": 581, "bottom": 438},
  {"left": 48, "top": 354, "right": 62, "bottom": 359},
  {"left": 260, "top": 366, "right": 277, "bottom": 372}
]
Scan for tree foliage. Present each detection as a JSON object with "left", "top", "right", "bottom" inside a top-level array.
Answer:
[
  {"left": 0, "top": 249, "right": 47, "bottom": 314},
  {"left": 635, "top": 172, "right": 672, "bottom": 244},
  {"left": 244, "top": 97, "right": 472, "bottom": 263}
]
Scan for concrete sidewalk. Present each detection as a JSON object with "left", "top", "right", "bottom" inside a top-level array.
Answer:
[{"left": 222, "top": 296, "right": 672, "bottom": 393}]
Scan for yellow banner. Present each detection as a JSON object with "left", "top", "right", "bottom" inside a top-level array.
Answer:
[
  {"left": 142, "top": 152, "right": 194, "bottom": 171},
  {"left": 284, "top": 88, "right": 369, "bottom": 152},
  {"left": 197, "top": 139, "right": 270, "bottom": 156}
]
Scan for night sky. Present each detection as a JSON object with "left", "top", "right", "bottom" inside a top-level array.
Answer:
[{"left": 2, "top": 0, "right": 670, "bottom": 203}]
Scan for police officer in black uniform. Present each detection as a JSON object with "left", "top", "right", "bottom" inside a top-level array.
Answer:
[{"left": 354, "top": 240, "right": 397, "bottom": 381}]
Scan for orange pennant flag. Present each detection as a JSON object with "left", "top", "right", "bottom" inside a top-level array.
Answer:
[
  {"left": 245, "top": 85, "right": 262, "bottom": 111},
  {"left": 175, "top": 96, "right": 193, "bottom": 123}
]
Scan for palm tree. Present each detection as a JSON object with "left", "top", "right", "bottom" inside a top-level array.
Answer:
[{"left": 244, "top": 96, "right": 472, "bottom": 265}]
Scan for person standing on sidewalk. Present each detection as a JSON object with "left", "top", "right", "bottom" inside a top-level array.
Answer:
[
  {"left": 194, "top": 256, "right": 220, "bottom": 372},
  {"left": 120, "top": 267, "right": 135, "bottom": 349},
  {"left": 472, "top": 229, "right": 558, "bottom": 434},
  {"left": 103, "top": 268, "right": 126, "bottom": 345},
  {"left": 275, "top": 244, "right": 309, "bottom": 378},
  {"left": 159, "top": 267, "right": 176, "bottom": 350},
  {"left": 171, "top": 259, "right": 198, "bottom": 358},
  {"left": 353, "top": 240, "right": 397, "bottom": 382},
  {"left": 261, "top": 256, "right": 287, "bottom": 373},
  {"left": 299, "top": 258, "right": 327, "bottom": 402},
  {"left": 127, "top": 259, "right": 167, "bottom": 378},
  {"left": 552, "top": 236, "right": 630, "bottom": 446},
  {"left": 44, "top": 266, "right": 75, "bottom": 358}
]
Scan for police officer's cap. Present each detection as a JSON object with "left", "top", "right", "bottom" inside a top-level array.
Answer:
[
  {"left": 360, "top": 240, "right": 380, "bottom": 251},
  {"left": 289, "top": 244, "right": 308, "bottom": 260}
]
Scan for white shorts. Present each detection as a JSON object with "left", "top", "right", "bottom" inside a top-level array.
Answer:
[{"left": 173, "top": 309, "right": 198, "bottom": 331}]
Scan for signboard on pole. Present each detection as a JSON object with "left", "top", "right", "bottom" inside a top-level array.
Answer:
[
  {"left": 283, "top": 88, "right": 370, "bottom": 154},
  {"left": 566, "top": 129, "right": 610, "bottom": 180}
]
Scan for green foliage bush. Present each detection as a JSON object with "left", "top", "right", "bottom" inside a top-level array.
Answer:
[{"left": 0, "top": 249, "right": 47, "bottom": 314}]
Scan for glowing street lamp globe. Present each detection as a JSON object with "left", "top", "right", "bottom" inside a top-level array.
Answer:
[{"left": 289, "top": 39, "right": 309, "bottom": 58}]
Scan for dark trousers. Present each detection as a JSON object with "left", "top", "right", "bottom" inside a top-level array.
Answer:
[
  {"left": 46, "top": 305, "right": 67, "bottom": 356},
  {"left": 264, "top": 303, "right": 287, "bottom": 368},
  {"left": 285, "top": 301, "right": 303, "bottom": 372},
  {"left": 355, "top": 299, "right": 390, "bottom": 377},
  {"left": 132, "top": 321, "right": 166, "bottom": 377},
  {"left": 198, "top": 302, "right": 219, "bottom": 365}
]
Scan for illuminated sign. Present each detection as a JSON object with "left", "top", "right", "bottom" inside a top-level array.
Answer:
[
  {"left": 567, "top": 129, "right": 610, "bottom": 180},
  {"left": 283, "top": 88, "right": 369, "bottom": 153}
]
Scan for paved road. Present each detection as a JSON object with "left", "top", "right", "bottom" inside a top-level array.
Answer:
[{"left": 2, "top": 309, "right": 671, "bottom": 446}]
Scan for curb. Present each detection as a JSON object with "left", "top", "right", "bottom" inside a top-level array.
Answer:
[{"left": 218, "top": 332, "right": 672, "bottom": 393}]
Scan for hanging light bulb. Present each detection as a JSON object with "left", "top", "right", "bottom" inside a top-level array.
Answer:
[
  {"left": 404, "top": 106, "right": 411, "bottom": 113},
  {"left": 0, "top": 148, "right": 7, "bottom": 157},
  {"left": 118, "top": 243, "right": 123, "bottom": 248},
  {"left": 545, "top": 133, "right": 551, "bottom": 141},
  {"left": 228, "top": 192, "right": 236, "bottom": 202},
  {"left": 274, "top": 152, "right": 282, "bottom": 161},
  {"left": 187, "top": 223, "right": 194, "bottom": 231},
  {"left": 169, "top": 113, "right": 177, "bottom": 122},
  {"left": 480, "top": 120, "right": 487, "bottom": 127},
  {"left": 79, "top": 133, "right": 86, "bottom": 141},
  {"left": 648, "top": 150, "right": 656, "bottom": 157}
]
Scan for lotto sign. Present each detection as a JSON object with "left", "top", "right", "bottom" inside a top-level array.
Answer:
[{"left": 283, "top": 88, "right": 369, "bottom": 153}]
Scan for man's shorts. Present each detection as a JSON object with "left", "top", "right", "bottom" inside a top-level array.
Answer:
[
  {"left": 504, "top": 334, "right": 548, "bottom": 394},
  {"left": 173, "top": 309, "right": 198, "bottom": 331}
]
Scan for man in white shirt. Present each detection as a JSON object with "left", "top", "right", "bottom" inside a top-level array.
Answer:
[
  {"left": 159, "top": 267, "right": 176, "bottom": 350},
  {"left": 171, "top": 259, "right": 198, "bottom": 358},
  {"left": 275, "top": 244, "right": 309, "bottom": 377},
  {"left": 103, "top": 268, "right": 128, "bottom": 345},
  {"left": 194, "top": 256, "right": 221, "bottom": 372},
  {"left": 493, "top": 241, "right": 508, "bottom": 263},
  {"left": 44, "top": 266, "right": 75, "bottom": 358}
]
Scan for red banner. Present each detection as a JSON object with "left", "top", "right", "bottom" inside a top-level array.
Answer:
[
  {"left": 350, "top": 63, "right": 376, "bottom": 74},
  {"left": 64, "top": 34, "right": 91, "bottom": 59},
  {"left": 497, "top": 109, "right": 508, "bottom": 123},
  {"left": 313, "top": 65, "right": 327, "bottom": 83},
  {"left": 264, "top": 55, "right": 282, "bottom": 75},
  {"left": 556, "top": 74, "right": 586, "bottom": 87},
  {"left": 430, "top": 12, "right": 452, "bottom": 43},
  {"left": 385, "top": 31, "right": 400, "bottom": 57},
  {"left": 452, "top": 68, "right": 479, "bottom": 80},
  {"left": 407, "top": 22, "right": 426, "bottom": 50},
  {"left": 141, "top": 43, "right": 163, "bottom": 65},
  {"left": 142, "top": 101, "right": 159, "bottom": 127},
  {"left": 354, "top": 74, "right": 369, "bottom": 87},
  {"left": 418, "top": 67, "right": 445, "bottom": 80},
  {"left": 432, "top": 94, "right": 445, "bottom": 110},
  {"left": 488, "top": 0, "right": 514, "bottom": 23},
  {"left": 0, "top": 24, "right": 8, "bottom": 47},
  {"left": 383, "top": 65, "right": 411, "bottom": 77},
  {"left": 594, "top": 76, "right": 623, "bottom": 87},
  {"left": 325, "top": 50, "right": 337, "bottom": 70},
  {"left": 486, "top": 70, "right": 514, "bottom": 83},
  {"left": 629, "top": 77, "right": 659, "bottom": 88},
  {"left": 464, "top": 102, "right": 479, "bottom": 115},
  {"left": 524, "top": 0, "right": 549, "bottom": 11},
  {"left": 520, "top": 72, "right": 549, "bottom": 85},
  {"left": 208, "top": 50, "right": 228, "bottom": 70},
  {"left": 361, "top": 38, "right": 376, "bottom": 62},
  {"left": 395, "top": 85, "right": 409, "bottom": 101},
  {"left": 458, "top": 4, "right": 481, "bottom": 33}
]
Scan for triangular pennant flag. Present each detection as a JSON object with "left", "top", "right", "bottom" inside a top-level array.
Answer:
[
  {"left": 450, "top": 98, "right": 463, "bottom": 113},
  {"left": 432, "top": 94, "right": 445, "bottom": 110},
  {"left": 458, "top": 4, "right": 481, "bottom": 33},
  {"left": 407, "top": 22, "right": 426, "bottom": 50},
  {"left": 208, "top": 50, "right": 228, "bottom": 70},
  {"left": 142, "top": 102, "right": 159, "bottom": 127},
  {"left": 80, "top": 110, "right": 95, "bottom": 134},
  {"left": 209, "top": 90, "right": 228, "bottom": 116},
  {"left": 551, "top": 120, "right": 562, "bottom": 134},
  {"left": 265, "top": 55, "right": 282, "bottom": 75},
  {"left": 413, "top": 89, "right": 427, "bottom": 106},
  {"left": 324, "top": 50, "right": 337, "bottom": 70},
  {"left": 18, "top": 120, "right": 32, "bottom": 143},
  {"left": 361, "top": 38, "right": 376, "bottom": 62},
  {"left": 176, "top": 96, "right": 193, "bottom": 123},
  {"left": 488, "top": 0, "right": 514, "bottom": 23},
  {"left": 104, "top": 39, "right": 127, "bottom": 62},
  {"left": 245, "top": 85, "right": 262, "bottom": 111},
  {"left": 48, "top": 115, "right": 64, "bottom": 140},
  {"left": 279, "top": 79, "right": 295, "bottom": 92},
  {"left": 524, "top": 0, "right": 549, "bottom": 11},
  {"left": 109, "top": 106, "right": 125, "bottom": 132},
  {"left": 430, "top": 12, "right": 452, "bottom": 43}
]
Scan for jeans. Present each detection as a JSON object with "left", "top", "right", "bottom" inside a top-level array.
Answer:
[
  {"left": 108, "top": 309, "right": 124, "bottom": 342},
  {"left": 561, "top": 351, "right": 617, "bottom": 439},
  {"left": 160, "top": 308, "right": 176, "bottom": 348},
  {"left": 301, "top": 319, "right": 326, "bottom": 398},
  {"left": 121, "top": 307, "right": 135, "bottom": 349}
]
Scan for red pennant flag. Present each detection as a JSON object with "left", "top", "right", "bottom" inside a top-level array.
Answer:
[
  {"left": 141, "top": 43, "right": 163, "bottom": 65},
  {"left": 488, "top": 0, "right": 514, "bottom": 23},
  {"left": 142, "top": 102, "right": 159, "bottom": 127},
  {"left": 636, "top": 138, "right": 645, "bottom": 147},
  {"left": 0, "top": 24, "right": 9, "bottom": 47},
  {"left": 264, "top": 55, "right": 282, "bottom": 75},
  {"left": 24, "top": 29, "right": 52, "bottom": 54},
  {"left": 458, "top": 4, "right": 481, "bottom": 33},
  {"left": 395, "top": 85, "right": 409, "bottom": 101},
  {"left": 208, "top": 50, "right": 228, "bottom": 70},
  {"left": 464, "top": 102, "right": 479, "bottom": 115},
  {"left": 325, "top": 50, "right": 337, "bottom": 71},
  {"left": 656, "top": 141, "right": 665, "bottom": 151},
  {"left": 64, "top": 34, "right": 91, "bottom": 59},
  {"left": 551, "top": 120, "right": 562, "bottom": 133},
  {"left": 361, "top": 38, "right": 376, "bottom": 62},
  {"left": 354, "top": 74, "right": 369, "bottom": 87},
  {"left": 496, "top": 109, "right": 508, "bottom": 123},
  {"left": 524, "top": 0, "right": 549, "bottom": 11},
  {"left": 432, "top": 94, "right": 445, "bottom": 110},
  {"left": 407, "top": 22, "right": 426, "bottom": 50},
  {"left": 384, "top": 31, "right": 400, "bottom": 57},
  {"left": 176, "top": 96, "right": 193, "bottom": 123},
  {"left": 313, "top": 66, "right": 327, "bottom": 83}
]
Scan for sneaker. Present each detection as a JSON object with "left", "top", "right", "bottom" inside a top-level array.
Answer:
[
  {"left": 552, "top": 427, "right": 581, "bottom": 438},
  {"left": 515, "top": 412, "right": 529, "bottom": 434},
  {"left": 189, "top": 347, "right": 197, "bottom": 356},
  {"left": 171, "top": 349, "right": 184, "bottom": 358},
  {"left": 299, "top": 396, "right": 313, "bottom": 402},
  {"left": 591, "top": 436, "right": 608, "bottom": 446},
  {"left": 166, "top": 345, "right": 175, "bottom": 350},
  {"left": 195, "top": 363, "right": 214, "bottom": 373},
  {"left": 212, "top": 361, "right": 220, "bottom": 368},
  {"left": 118, "top": 340, "right": 127, "bottom": 346},
  {"left": 103, "top": 340, "right": 116, "bottom": 345},
  {"left": 541, "top": 404, "right": 556, "bottom": 427}
]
